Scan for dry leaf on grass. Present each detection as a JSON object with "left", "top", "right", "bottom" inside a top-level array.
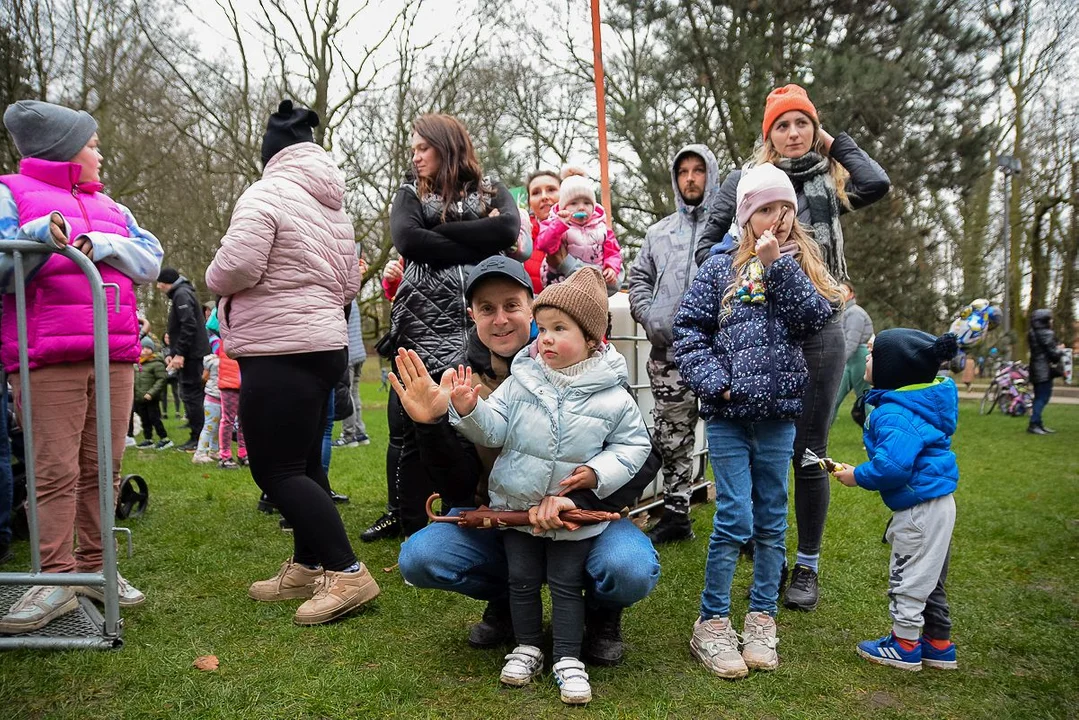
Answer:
[
  {"left": 193, "top": 655, "right": 219, "bottom": 671},
  {"left": 382, "top": 563, "right": 399, "bottom": 573}
]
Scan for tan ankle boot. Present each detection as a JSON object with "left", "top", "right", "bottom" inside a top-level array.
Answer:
[
  {"left": 293, "top": 564, "right": 380, "bottom": 625},
  {"left": 249, "top": 558, "right": 323, "bottom": 602}
]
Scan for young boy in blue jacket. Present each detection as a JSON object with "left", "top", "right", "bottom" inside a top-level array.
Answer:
[{"left": 833, "top": 329, "right": 960, "bottom": 671}]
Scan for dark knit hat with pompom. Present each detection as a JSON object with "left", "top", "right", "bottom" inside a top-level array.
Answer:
[
  {"left": 261, "top": 99, "right": 319, "bottom": 166},
  {"left": 872, "top": 329, "right": 958, "bottom": 390}
]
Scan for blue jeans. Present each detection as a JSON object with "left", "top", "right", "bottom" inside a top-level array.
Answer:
[
  {"left": 701, "top": 418, "right": 796, "bottom": 619},
  {"left": 0, "top": 388, "right": 12, "bottom": 546},
  {"left": 1030, "top": 380, "right": 1053, "bottom": 426},
  {"left": 399, "top": 515, "right": 660, "bottom": 609},
  {"left": 322, "top": 390, "right": 334, "bottom": 475}
]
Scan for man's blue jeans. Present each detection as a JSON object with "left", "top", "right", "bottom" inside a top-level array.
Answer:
[
  {"left": 399, "top": 515, "right": 660, "bottom": 609},
  {"left": 701, "top": 418, "right": 796, "bottom": 619}
]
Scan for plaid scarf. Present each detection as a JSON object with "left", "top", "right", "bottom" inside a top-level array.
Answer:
[{"left": 776, "top": 152, "right": 847, "bottom": 281}]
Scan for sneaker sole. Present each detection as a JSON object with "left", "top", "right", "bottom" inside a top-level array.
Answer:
[
  {"left": 559, "top": 690, "right": 592, "bottom": 705},
  {"left": 293, "top": 577, "right": 380, "bottom": 625},
  {"left": 690, "top": 644, "right": 749, "bottom": 679},
  {"left": 249, "top": 585, "right": 317, "bottom": 602},
  {"left": 922, "top": 658, "right": 958, "bottom": 670},
  {"left": 0, "top": 595, "right": 79, "bottom": 633},
  {"left": 856, "top": 647, "right": 922, "bottom": 671},
  {"left": 783, "top": 594, "right": 819, "bottom": 611},
  {"left": 743, "top": 654, "right": 779, "bottom": 671},
  {"left": 76, "top": 586, "right": 146, "bottom": 608},
  {"left": 499, "top": 667, "right": 543, "bottom": 687}
]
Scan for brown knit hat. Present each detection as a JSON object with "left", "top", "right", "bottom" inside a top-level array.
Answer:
[{"left": 533, "top": 267, "right": 609, "bottom": 343}]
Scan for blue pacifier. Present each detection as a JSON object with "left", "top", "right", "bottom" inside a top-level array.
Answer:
[{"left": 572, "top": 211, "right": 589, "bottom": 221}]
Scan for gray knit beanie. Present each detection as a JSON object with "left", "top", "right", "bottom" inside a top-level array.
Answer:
[{"left": 3, "top": 100, "right": 98, "bottom": 162}]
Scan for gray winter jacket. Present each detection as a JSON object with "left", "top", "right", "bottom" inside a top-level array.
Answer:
[
  {"left": 841, "top": 298, "right": 873, "bottom": 361},
  {"left": 628, "top": 144, "right": 721, "bottom": 360}
]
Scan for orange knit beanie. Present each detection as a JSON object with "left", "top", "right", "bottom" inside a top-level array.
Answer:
[{"left": 762, "top": 84, "right": 818, "bottom": 140}]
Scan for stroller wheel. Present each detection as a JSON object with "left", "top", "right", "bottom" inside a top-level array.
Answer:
[{"left": 116, "top": 474, "right": 150, "bottom": 519}]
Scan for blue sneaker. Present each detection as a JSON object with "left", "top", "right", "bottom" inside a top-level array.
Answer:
[
  {"left": 856, "top": 633, "right": 922, "bottom": 671},
  {"left": 920, "top": 637, "right": 958, "bottom": 670}
]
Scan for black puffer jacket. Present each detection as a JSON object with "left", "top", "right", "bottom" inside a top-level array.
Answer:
[
  {"left": 1028, "top": 309, "right": 1063, "bottom": 384},
  {"left": 166, "top": 278, "right": 210, "bottom": 360},
  {"left": 388, "top": 177, "right": 520, "bottom": 373},
  {"left": 695, "top": 133, "right": 891, "bottom": 266}
]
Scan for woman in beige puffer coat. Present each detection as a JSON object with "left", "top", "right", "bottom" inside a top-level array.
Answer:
[{"left": 206, "top": 100, "right": 377, "bottom": 626}]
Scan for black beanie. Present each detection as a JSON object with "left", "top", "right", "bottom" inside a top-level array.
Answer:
[
  {"left": 260, "top": 100, "right": 319, "bottom": 166},
  {"left": 157, "top": 267, "right": 180, "bottom": 284},
  {"left": 872, "top": 329, "right": 958, "bottom": 390}
]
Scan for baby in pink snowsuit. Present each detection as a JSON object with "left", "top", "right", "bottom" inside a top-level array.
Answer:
[{"left": 535, "top": 172, "right": 622, "bottom": 293}]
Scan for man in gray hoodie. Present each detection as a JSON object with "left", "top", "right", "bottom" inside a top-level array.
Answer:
[{"left": 628, "top": 144, "right": 720, "bottom": 543}]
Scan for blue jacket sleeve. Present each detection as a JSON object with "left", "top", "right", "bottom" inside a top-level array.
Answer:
[
  {"left": 673, "top": 255, "right": 731, "bottom": 401},
  {"left": 764, "top": 255, "right": 836, "bottom": 341},
  {"left": 853, "top": 409, "right": 925, "bottom": 492}
]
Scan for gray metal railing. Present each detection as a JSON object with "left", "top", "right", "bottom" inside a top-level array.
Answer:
[
  {"left": 0, "top": 239, "right": 123, "bottom": 650},
  {"left": 608, "top": 327, "right": 711, "bottom": 517}
]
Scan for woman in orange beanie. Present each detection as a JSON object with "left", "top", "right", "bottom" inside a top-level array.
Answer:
[{"left": 692, "top": 83, "right": 890, "bottom": 614}]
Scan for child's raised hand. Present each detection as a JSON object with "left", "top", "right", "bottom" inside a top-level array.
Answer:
[
  {"left": 449, "top": 364, "right": 480, "bottom": 416},
  {"left": 601, "top": 266, "right": 618, "bottom": 285},
  {"left": 832, "top": 463, "right": 857, "bottom": 487},
  {"left": 556, "top": 208, "right": 572, "bottom": 223},
  {"left": 756, "top": 230, "right": 780, "bottom": 267}
]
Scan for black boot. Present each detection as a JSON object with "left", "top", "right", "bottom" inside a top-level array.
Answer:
[
  {"left": 583, "top": 605, "right": 624, "bottom": 666},
  {"left": 646, "top": 511, "right": 694, "bottom": 545},
  {"left": 257, "top": 492, "right": 277, "bottom": 514},
  {"left": 360, "top": 512, "right": 402, "bottom": 542},
  {"left": 1027, "top": 424, "right": 1048, "bottom": 435},
  {"left": 783, "top": 564, "right": 819, "bottom": 611},
  {"left": 468, "top": 597, "right": 514, "bottom": 649}
]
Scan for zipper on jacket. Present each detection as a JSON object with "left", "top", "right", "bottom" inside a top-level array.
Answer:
[
  {"left": 457, "top": 265, "right": 468, "bottom": 356},
  {"left": 72, "top": 187, "right": 91, "bottom": 229}
]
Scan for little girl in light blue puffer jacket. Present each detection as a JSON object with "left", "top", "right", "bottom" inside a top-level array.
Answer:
[{"left": 448, "top": 268, "right": 651, "bottom": 706}]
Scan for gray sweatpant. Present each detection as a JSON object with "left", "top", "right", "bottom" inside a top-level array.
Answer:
[{"left": 885, "top": 493, "right": 955, "bottom": 641}]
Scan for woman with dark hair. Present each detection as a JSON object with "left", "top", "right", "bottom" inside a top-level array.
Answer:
[
  {"left": 695, "top": 84, "right": 891, "bottom": 612},
  {"left": 524, "top": 169, "right": 560, "bottom": 294},
  {"left": 370, "top": 114, "right": 520, "bottom": 538}
]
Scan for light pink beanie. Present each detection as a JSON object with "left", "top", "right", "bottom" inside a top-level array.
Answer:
[{"left": 735, "top": 163, "right": 797, "bottom": 228}]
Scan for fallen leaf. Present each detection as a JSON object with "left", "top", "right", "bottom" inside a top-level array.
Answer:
[
  {"left": 382, "top": 563, "right": 399, "bottom": 574},
  {"left": 193, "top": 655, "right": 219, "bottom": 671}
]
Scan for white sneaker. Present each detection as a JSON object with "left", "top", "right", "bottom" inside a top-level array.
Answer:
[
  {"left": 0, "top": 585, "right": 79, "bottom": 633},
  {"left": 76, "top": 571, "right": 146, "bottom": 607},
  {"left": 125, "top": 436, "right": 137, "bottom": 448},
  {"left": 499, "top": 645, "right": 544, "bottom": 687},
  {"left": 552, "top": 657, "right": 592, "bottom": 705},
  {"left": 690, "top": 617, "right": 748, "bottom": 679},
  {"left": 742, "top": 612, "right": 780, "bottom": 670}
]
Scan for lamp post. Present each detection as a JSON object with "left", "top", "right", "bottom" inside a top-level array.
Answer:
[
  {"left": 997, "top": 154, "right": 1022, "bottom": 359},
  {"left": 590, "top": 0, "right": 613, "bottom": 228}
]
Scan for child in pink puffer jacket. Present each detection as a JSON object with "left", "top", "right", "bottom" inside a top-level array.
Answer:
[{"left": 535, "top": 169, "right": 622, "bottom": 293}]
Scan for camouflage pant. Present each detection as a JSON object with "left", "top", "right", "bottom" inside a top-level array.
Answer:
[{"left": 647, "top": 357, "right": 699, "bottom": 515}]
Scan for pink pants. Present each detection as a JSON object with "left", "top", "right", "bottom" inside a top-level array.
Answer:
[
  {"left": 218, "top": 388, "right": 247, "bottom": 461},
  {"left": 10, "top": 362, "right": 133, "bottom": 573}
]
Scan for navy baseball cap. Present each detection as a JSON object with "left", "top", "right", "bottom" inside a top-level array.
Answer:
[{"left": 464, "top": 256, "right": 534, "bottom": 303}]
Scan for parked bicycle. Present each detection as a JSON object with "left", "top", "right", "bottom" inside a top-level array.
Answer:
[{"left": 979, "top": 361, "right": 1033, "bottom": 416}]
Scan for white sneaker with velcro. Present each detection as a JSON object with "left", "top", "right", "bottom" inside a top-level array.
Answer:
[
  {"left": 552, "top": 657, "right": 592, "bottom": 705},
  {"left": 500, "top": 644, "right": 544, "bottom": 686}
]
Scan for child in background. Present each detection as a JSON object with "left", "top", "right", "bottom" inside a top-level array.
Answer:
[
  {"left": 832, "top": 329, "right": 960, "bottom": 672},
  {"left": 534, "top": 168, "right": 622, "bottom": 294},
  {"left": 674, "top": 163, "right": 839, "bottom": 679},
  {"left": 133, "top": 337, "right": 172, "bottom": 450},
  {"left": 208, "top": 309, "right": 247, "bottom": 470},
  {"left": 448, "top": 268, "right": 652, "bottom": 705},
  {"left": 193, "top": 312, "right": 222, "bottom": 464}
]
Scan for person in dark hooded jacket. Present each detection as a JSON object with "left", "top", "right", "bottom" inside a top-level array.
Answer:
[{"left": 1027, "top": 308, "right": 1065, "bottom": 435}]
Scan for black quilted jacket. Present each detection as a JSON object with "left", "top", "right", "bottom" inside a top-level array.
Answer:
[{"left": 388, "top": 177, "right": 520, "bottom": 373}]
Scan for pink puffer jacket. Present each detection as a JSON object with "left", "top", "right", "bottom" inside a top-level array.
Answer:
[{"left": 205, "top": 143, "right": 361, "bottom": 357}]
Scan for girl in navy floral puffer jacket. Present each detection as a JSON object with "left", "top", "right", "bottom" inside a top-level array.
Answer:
[{"left": 673, "top": 163, "right": 839, "bottom": 678}]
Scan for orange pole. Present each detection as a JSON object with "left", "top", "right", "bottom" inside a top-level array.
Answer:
[{"left": 590, "top": 0, "right": 613, "bottom": 228}]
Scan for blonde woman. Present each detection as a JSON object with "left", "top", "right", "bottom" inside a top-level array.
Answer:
[{"left": 695, "top": 85, "right": 890, "bottom": 611}]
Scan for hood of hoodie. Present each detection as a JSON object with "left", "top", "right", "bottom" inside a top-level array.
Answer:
[
  {"left": 867, "top": 377, "right": 958, "bottom": 437},
  {"left": 671, "top": 144, "right": 720, "bottom": 218},
  {"left": 262, "top": 142, "right": 345, "bottom": 211},
  {"left": 1030, "top": 308, "right": 1052, "bottom": 330}
]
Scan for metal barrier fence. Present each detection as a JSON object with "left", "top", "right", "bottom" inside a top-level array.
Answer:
[
  {"left": 608, "top": 303, "right": 712, "bottom": 517},
  {"left": 0, "top": 239, "right": 123, "bottom": 650}
]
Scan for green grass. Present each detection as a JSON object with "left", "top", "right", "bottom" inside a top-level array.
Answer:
[{"left": 1, "top": 380, "right": 1077, "bottom": 719}]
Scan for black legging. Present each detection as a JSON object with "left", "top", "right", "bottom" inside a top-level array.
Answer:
[
  {"left": 387, "top": 386, "right": 434, "bottom": 535},
  {"left": 792, "top": 314, "right": 846, "bottom": 559},
  {"left": 238, "top": 349, "right": 356, "bottom": 571}
]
